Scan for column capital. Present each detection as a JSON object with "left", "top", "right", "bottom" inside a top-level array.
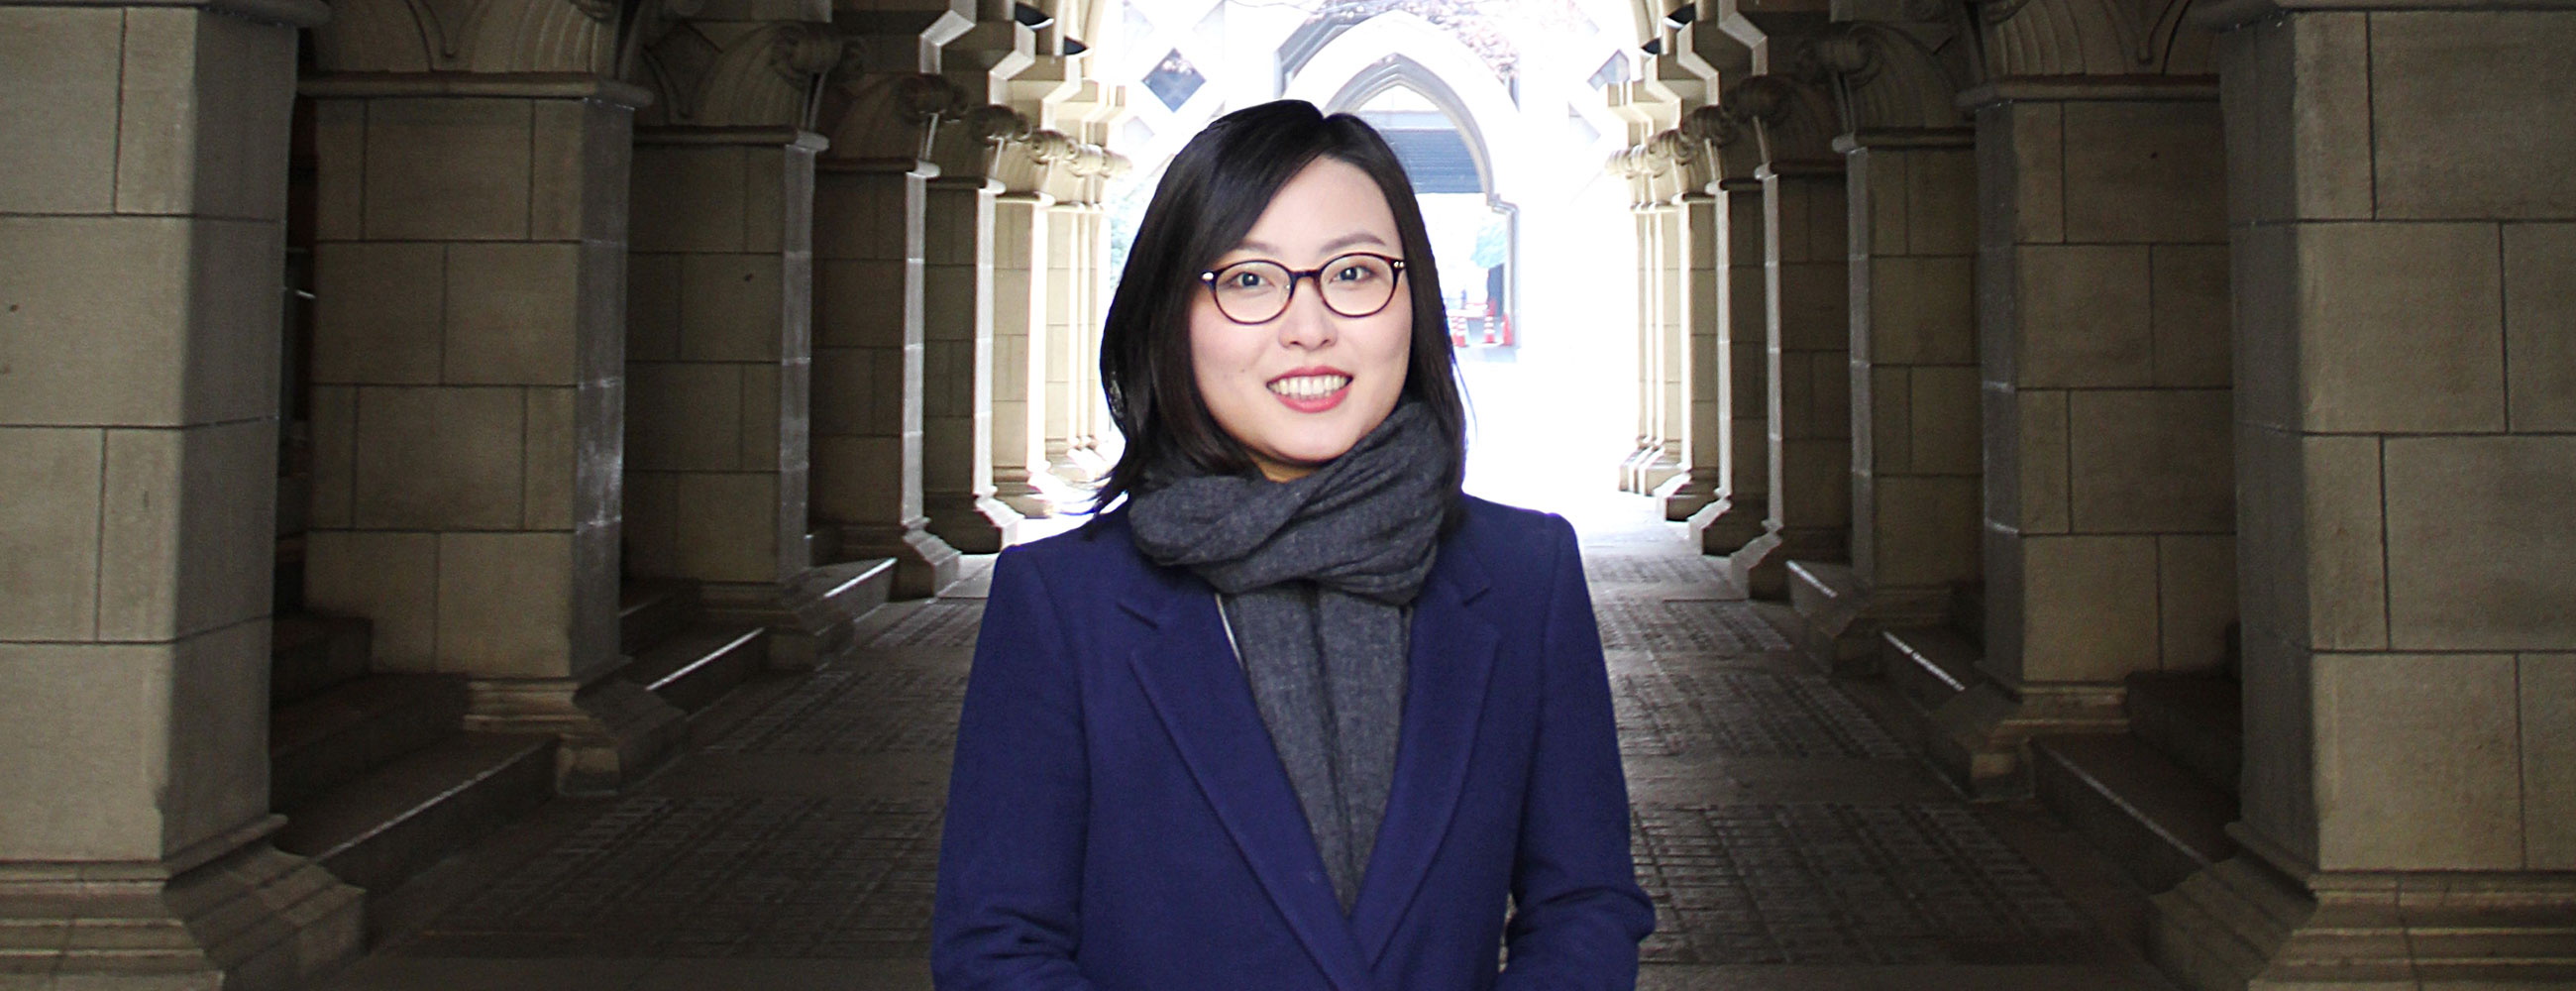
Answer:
[
  {"left": 308, "top": 0, "right": 678, "bottom": 75},
  {"left": 1724, "top": 71, "right": 1844, "bottom": 173},
  {"left": 818, "top": 69, "right": 963, "bottom": 165},
  {"left": 636, "top": 18, "right": 840, "bottom": 128}
]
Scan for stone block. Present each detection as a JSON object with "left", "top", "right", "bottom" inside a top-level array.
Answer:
[
  {"left": 1870, "top": 474, "right": 1981, "bottom": 590},
  {"left": 1994, "top": 388, "right": 2070, "bottom": 535},
  {"left": 2158, "top": 534, "right": 2237, "bottom": 672},
  {"left": 313, "top": 99, "right": 366, "bottom": 241},
  {"left": 0, "top": 428, "right": 104, "bottom": 640},
  {"left": 1908, "top": 365, "right": 1981, "bottom": 478},
  {"left": 2287, "top": 13, "right": 2374, "bottom": 221},
  {"left": 2524, "top": 653, "right": 2576, "bottom": 869},
  {"left": 444, "top": 242, "right": 583, "bottom": 385},
  {"left": 0, "top": 637, "right": 265, "bottom": 859},
  {"left": 741, "top": 363, "right": 790, "bottom": 470},
  {"left": 633, "top": 145, "right": 748, "bottom": 254},
  {"left": 162, "top": 620, "right": 274, "bottom": 852},
  {"left": 675, "top": 473, "right": 785, "bottom": 585},
  {"left": 2235, "top": 629, "right": 2317, "bottom": 864},
  {"left": 1779, "top": 437, "right": 1853, "bottom": 529},
  {"left": 578, "top": 239, "right": 627, "bottom": 383},
  {"left": 2230, "top": 222, "right": 2297, "bottom": 431},
  {"left": 1905, "top": 147, "right": 1978, "bottom": 257},
  {"left": 2021, "top": 534, "right": 2161, "bottom": 683},
  {"left": 312, "top": 242, "right": 445, "bottom": 385},
  {"left": 2313, "top": 651, "right": 2522, "bottom": 870},
  {"left": 2384, "top": 436, "right": 2576, "bottom": 651},
  {"left": 813, "top": 170, "right": 921, "bottom": 262},
  {"left": 813, "top": 258, "right": 918, "bottom": 349},
  {"left": 0, "top": 7, "right": 121, "bottom": 213},
  {"left": 435, "top": 531, "right": 577, "bottom": 680},
  {"left": 2370, "top": 11, "right": 2576, "bottom": 220},
  {"left": 310, "top": 385, "right": 356, "bottom": 527},
  {"left": 746, "top": 146, "right": 802, "bottom": 257},
  {"left": 628, "top": 252, "right": 683, "bottom": 362},
  {"left": 923, "top": 183, "right": 991, "bottom": 264},
  {"left": 2061, "top": 100, "right": 2225, "bottom": 245},
  {"left": 0, "top": 216, "right": 278, "bottom": 428},
  {"left": 2151, "top": 244, "right": 2231, "bottom": 388},
  {"left": 2015, "top": 245, "right": 2154, "bottom": 388},
  {"left": 1979, "top": 101, "right": 2063, "bottom": 246},
  {"left": 1866, "top": 367, "right": 1908, "bottom": 473},
  {"left": 629, "top": 362, "right": 744, "bottom": 472},
  {"left": 362, "top": 97, "right": 533, "bottom": 241},
  {"left": 530, "top": 98, "right": 628, "bottom": 244},
  {"left": 1868, "top": 256, "right": 1974, "bottom": 366},
  {"left": 1980, "top": 522, "right": 2027, "bottom": 685},
  {"left": 624, "top": 471, "right": 678, "bottom": 580},
  {"left": 681, "top": 254, "right": 786, "bottom": 362},
  {"left": 117, "top": 8, "right": 295, "bottom": 221},
  {"left": 2504, "top": 223, "right": 2576, "bottom": 431},
  {"left": 2296, "top": 221, "right": 2505, "bottom": 433},
  {"left": 522, "top": 385, "right": 576, "bottom": 530},
  {"left": 352, "top": 386, "right": 525, "bottom": 530},
  {"left": 2068, "top": 388, "right": 2233, "bottom": 534},
  {"left": 575, "top": 379, "right": 623, "bottom": 527},
  {"left": 303, "top": 530, "right": 439, "bottom": 670},
  {"left": 96, "top": 421, "right": 273, "bottom": 641},
  {"left": 2291, "top": 431, "right": 2388, "bottom": 652},
  {"left": 810, "top": 434, "right": 906, "bottom": 523}
]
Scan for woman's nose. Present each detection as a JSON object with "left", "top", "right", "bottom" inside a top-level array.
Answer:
[{"left": 1274, "top": 280, "right": 1339, "bottom": 349}]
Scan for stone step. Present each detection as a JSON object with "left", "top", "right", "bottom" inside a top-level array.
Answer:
[
  {"left": 273, "top": 732, "right": 556, "bottom": 899},
  {"left": 618, "top": 581, "right": 697, "bottom": 658},
  {"left": 1784, "top": 560, "right": 1874, "bottom": 676},
  {"left": 269, "top": 611, "right": 371, "bottom": 709},
  {"left": 2125, "top": 671, "right": 2243, "bottom": 795},
  {"left": 805, "top": 527, "right": 845, "bottom": 570},
  {"left": 2032, "top": 733, "right": 2238, "bottom": 895},
  {"left": 1881, "top": 625, "right": 1984, "bottom": 712},
  {"left": 269, "top": 674, "right": 469, "bottom": 812},
  {"left": 621, "top": 624, "right": 770, "bottom": 715}
]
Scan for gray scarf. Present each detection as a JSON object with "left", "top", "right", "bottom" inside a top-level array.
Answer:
[{"left": 1127, "top": 402, "right": 1452, "bottom": 913}]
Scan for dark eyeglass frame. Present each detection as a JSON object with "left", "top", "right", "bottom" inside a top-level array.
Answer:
[{"left": 1196, "top": 252, "right": 1408, "bottom": 325}]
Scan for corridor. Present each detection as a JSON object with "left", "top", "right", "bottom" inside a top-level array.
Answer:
[{"left": 317, "top": 493, "right": 2180, "bottom": 991}]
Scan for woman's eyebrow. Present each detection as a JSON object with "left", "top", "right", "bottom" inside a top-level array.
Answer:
[{"left": 1231, "top": 232, "right": 1392, "bottom": 258}]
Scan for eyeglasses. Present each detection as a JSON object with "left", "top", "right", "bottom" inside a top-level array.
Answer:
[{"left": 1197, "top": 252, "right": 1407, "bottom": 325}]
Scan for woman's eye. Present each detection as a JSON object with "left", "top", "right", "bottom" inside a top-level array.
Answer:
[
  {"left": 1228, "top": 271, "right": 1269, "bottom": 290},
  {"left": 1332, "top": 264, "right": 1373, "bottom": 283}
]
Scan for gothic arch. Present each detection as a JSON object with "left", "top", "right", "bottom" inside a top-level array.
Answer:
[
  {"left": 1972, "top": 0, "right": 2212, "bottom": 77},
  {"left": 1279, "top": 11, "right": 1528, "bottom": 206}
]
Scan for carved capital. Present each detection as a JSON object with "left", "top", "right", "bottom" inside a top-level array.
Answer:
[
  {"left": 1724, "top": 72, "right": 1843, "bottom": 170},
  {"left": 818, "top": 70, "right": 969, "bottom": 164},
  {"left": 311, "top": 0, "right": 627, "bottom": 73},
  {"left": 637, "top": 19, "right": 841, "bottom": 127},
  {"left": 1813, "top": 21, "right": 1971, "bottom": 133}
]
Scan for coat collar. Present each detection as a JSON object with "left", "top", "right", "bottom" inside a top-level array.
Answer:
[{"left": 1121, "top": 536, "right": 1499, "bottom": 987}]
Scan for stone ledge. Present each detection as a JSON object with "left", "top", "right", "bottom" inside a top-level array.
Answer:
[
  {"left": 1956, "top": 75, "right": 2221, "bottom": 110},
  {"left": 299, "top": 72, "right": 655, "bottom": 109}
]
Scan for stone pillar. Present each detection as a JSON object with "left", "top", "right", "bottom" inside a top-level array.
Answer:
[
  {"left": 1617, "top": 174, "right": 1664, "bottom": 492},
  {"left": 1725, "top": 69, "right": 1854, "bottom": 599},
  {"left": 0, "top": 0, "right": 364, "bottom": 983},
  {"left": 814, "top": 67, "right": 969, "bottom": 599},
  {"left": 1042, "top": 196, "right": 1091, "bottom": 486},
  {"left": 2152, "top": 4, "right": 2576, "bottom": 986},
  {"left": 1796, "top": 128, "right": 1982, "bottom": 663},
  {"left": 1687, "top": 170, "right": 1773, "bottom": 555},
  {"left": 1650, "top": 194, "right": 1692, "bottom": 499},
  {"left": 990, "top": 178, "right": 1055, "bottom": 517},
  {"left": 1954, "top": 79, "right": 2235, "bottom": 787},
  {"left": 919, "top": 107, "right": 1024, "bottom": 552},
  {"left": 1663, "top": 188, "right": 1724, "bottom": 520},
  {"left": 300, "top": 72, "right": 680, "bottom": 792}
]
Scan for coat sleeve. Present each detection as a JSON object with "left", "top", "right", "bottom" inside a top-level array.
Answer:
[
  {"left": 1495, "top": 515, "right": 1657, "bottom": 990},
  {"left": 931, "top": 547, "right": 1102, "bottom": 991}
]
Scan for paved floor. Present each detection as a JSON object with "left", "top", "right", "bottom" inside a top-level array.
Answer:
[{"left": 320, "top": 491, "right": 2180, "bottom": 991}]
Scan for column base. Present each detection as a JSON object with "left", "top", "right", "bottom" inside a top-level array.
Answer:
[
  {"left": 697, "top": 560, "right": 897, "bottom": 671},
  {"left": 2151, "top": 836, "right": 2576, "bottom": 991},
  {"left": 924, "top": 492, "right": 1023, "bottom": 554},
  {"left": 837, "top": 519, "right": 962, "bottom": 600},
  {"left": 464, "top": 677, "right": 687, "bottom": 794},
  {"left": 1656, "top": 472, "right": 1721, "bottom": 521},
  {"left": 0, "top": 819, "right": 364, "bottom": 991},
  {"left": 1783, "top": 563, "right": 1952, "bottom": 676},
  {"left": 1044, "top": 453, "right": 1096, "bottom": 490},
  {"left": 1688, "top": 496, "right": 1769, "bottom": 556},
  {"left": 1907, "top": 677, "right": 2130, "bottom": 800},
  {"left": 993, "top": 474, "right": 1055, "bottom": 519}
]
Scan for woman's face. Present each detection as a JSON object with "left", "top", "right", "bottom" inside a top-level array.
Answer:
[{"left": 1189, "top": 157, "right": 1414, "bottom": 483}]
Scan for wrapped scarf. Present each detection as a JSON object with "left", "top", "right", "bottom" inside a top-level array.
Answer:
[{"left": 1127, "top": 401, "right": 1452, "bottom": 912}]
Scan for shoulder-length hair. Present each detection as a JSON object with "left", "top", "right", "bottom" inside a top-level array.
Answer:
[{"left": 1094, "top": 99, "right": 1467, "bottom": 510}]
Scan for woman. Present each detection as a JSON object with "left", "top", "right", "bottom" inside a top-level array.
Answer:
[{"left": 932, "top": 99, "right": 1653, "bottom": 991}]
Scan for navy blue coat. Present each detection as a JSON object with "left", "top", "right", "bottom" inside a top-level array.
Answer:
[{"left": 931, "top": 496, "right": 1654, "bottom": 990}]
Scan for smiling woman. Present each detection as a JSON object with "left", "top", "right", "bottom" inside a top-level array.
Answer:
[{"left": 931, "top": 100, "right": 1654, "bottom": 991}]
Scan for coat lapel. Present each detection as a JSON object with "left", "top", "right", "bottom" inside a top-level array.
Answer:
[
  {"left": 1121, "top": 577, "right": 1375, "bottom": 991},
  {"left": 1348, "top": 543, "right": 1499, "bottom": 965}
]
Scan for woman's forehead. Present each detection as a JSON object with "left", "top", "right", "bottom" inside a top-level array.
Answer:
[{"left": 1226, "top": 159, "right": 1399, "bottom": 259}]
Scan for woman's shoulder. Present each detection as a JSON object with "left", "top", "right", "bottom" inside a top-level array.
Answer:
[
  {"left": 991, "top": 506, "right": 1156, "bottom": 592},
  {"left": 1449, "top": 494, "right": 1580, "bottom": 557}
]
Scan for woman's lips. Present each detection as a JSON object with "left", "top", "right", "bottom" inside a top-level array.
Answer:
[{"left": 1267, "top": 369, "right": 1352, "bottom": 413}]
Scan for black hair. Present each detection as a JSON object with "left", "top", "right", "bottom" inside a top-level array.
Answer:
[{"left": 1094, "top": 99, "right": 1468, "bottom": 511}]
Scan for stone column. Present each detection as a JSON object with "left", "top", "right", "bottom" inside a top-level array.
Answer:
[
  {"left": 1042, "top": 194, "right": 1091, "bottom": 485},
  {"left": 1725, "top": 72, "right": 1853, "bottom": 599},
  {"left": 989, "top": 145, "right": 1057, "bottom": 518},
  {"left": 1649, "top": 189, "right": 1691, "bottom": 497},
  {"left": 300, "top": 72, "right": 680, "bottom": 792},
  {"left": 1663, "top": 187, "right": 1723, "bottom": 520},
  {"left": 1687, "top": 166, "right": 1773, "bottom": 555},
  {"left": 814, "top": 66, "right": 969, "bottom": 599},
  {"left": 1952, "top": 79, "right": 2234, "bottom": 789},
  {"left": 1790, "top": 126, "right": 1982, "bottom": 665},
  {"left": 0, "top": 0, "right": 363, "bottom": 983},
  {"left": 2152, "top": 4, "right": 2576, "bottom": 986},
  {"left": 919, "top": 106, "right": 1024, "bottom": 552}
]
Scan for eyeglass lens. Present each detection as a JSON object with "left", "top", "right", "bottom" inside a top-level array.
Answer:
[{"left": 1207, "top": 254, "right": 1400, "bottom": 323}]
